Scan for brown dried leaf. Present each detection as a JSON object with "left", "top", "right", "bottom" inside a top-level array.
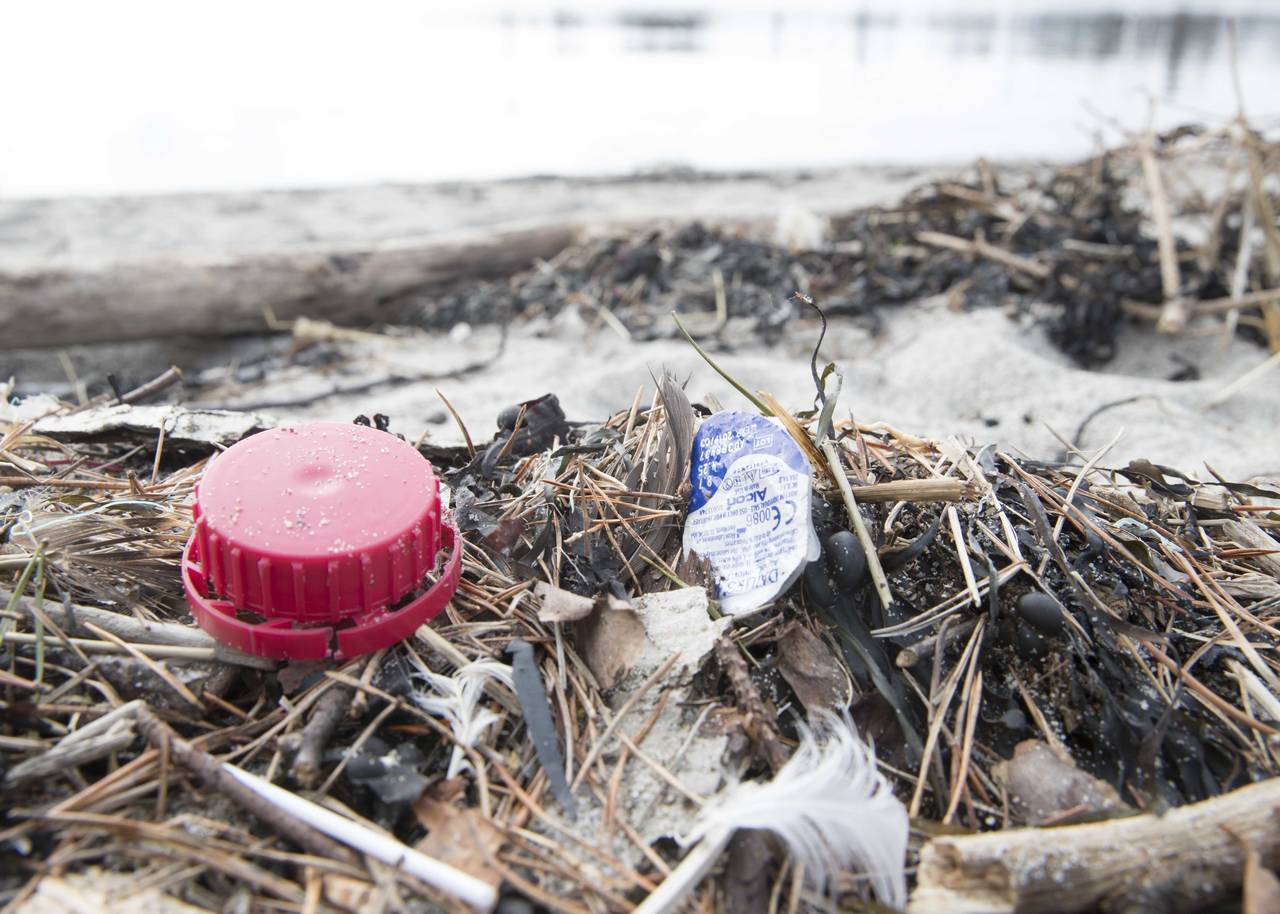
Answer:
[
  {"left": 412, "top": 788, "right": 505, "bottom": 891},
  {"left": 534, "top": 580, "right": 596, "bottom": 623},
  {"left": 775, "top": 620, "right": 851, "bottom": 714},
  {"left": 481, "top": 517, "right": 526, "bottom": 554},
  {"left": 575, "top": 602, "right": 648, "bottom": 689},
  {"left": 851, "top": 692, "right": 909, "bottom": 769},
  {"left": 996, "top": 740, "right": 1128, "bottom": 825}
]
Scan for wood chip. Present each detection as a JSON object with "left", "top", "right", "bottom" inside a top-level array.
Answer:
[{"left": 534, "top": 581, "right": 596, "bottom": 623}]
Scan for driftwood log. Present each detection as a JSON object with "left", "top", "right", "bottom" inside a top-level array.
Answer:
[
  {"left": 0, "top": 222, "right": 576, "bottom": 348},
  {"left": 909, "top": 777, "right": 1280, "bottom": 913}
]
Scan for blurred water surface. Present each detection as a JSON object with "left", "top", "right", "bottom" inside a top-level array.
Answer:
[{"left": 2, "top": 1, "right": 1277, "bottom": 196}]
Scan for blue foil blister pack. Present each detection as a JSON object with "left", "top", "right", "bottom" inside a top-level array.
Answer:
[{"left": 683, "top": 411, "right": 820, "bottom": 614}]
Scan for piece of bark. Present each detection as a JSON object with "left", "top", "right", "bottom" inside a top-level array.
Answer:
[
  {"left": 0, "top": 222, "right": 578, "bottom": 348},
  {"left": 30, "top": 404, "right": 267, "bottom": 450},
  {"left": 17, "top": 869, "right": 210, "bottom": 914},
  {"left": 1220, "top": 573, "right": 1280, "bottom": 602},
  {"left": 716, "top": 637, "right": 789, "bottom": 774},
  {"left": 5, "top": 702, "right": 142, "bottom": 785},
  {"left": 909, "top": 777, "right": 1280, "bottom": 914},
  {"left": 1222, "top": 520, "right": 1280, "bottom": 580}
]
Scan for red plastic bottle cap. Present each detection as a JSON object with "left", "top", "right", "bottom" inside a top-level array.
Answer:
[{"left": 182, "top": 422, "right": 461, "bottom": 660}]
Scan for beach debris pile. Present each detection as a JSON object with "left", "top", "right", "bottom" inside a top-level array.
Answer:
[
  {"left": 3, "top": 353, "right": 1280, "bottom": 912},
  {"left": 427, "top": 121, "right": 1279, "bottom": 369},
  {"left": 8, "top": 120, "right": 1277, "bottom": 421}
]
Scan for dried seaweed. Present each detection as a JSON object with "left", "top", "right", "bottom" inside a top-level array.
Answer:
[{"left": 411, "top": 124, "right": 1278, "bottom": 374}]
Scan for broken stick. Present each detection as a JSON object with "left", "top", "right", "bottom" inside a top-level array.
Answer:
[
  {"left": 134, "top": 705, "right": 359, "bottom": 866},
  {"left": 852, "top": 477, "right": 979, "bottom": 505},
  {"left": 279, "top": 684, "right": 354, "bottom": 788},
  {"left": 916, "top": 230, "right": 1052, "bottom": 282},
  {"left": 909, "top": 777, "right": 1280, "bottom": 913},
  {"left": 1138, "top": 129, "right": 1185, "bottom": 333}
]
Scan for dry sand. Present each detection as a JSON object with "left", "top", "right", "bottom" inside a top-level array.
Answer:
[{"left": 197, "top": 296, "right": 1280, "bottom": 481}]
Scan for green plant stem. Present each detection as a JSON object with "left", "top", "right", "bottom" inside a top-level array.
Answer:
[{"left": 671, "top": 312, "right": 772, "bottom": 416}]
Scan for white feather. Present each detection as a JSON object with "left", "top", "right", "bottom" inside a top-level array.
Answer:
[
  {"left": 410, "top": 660, "right": 514, "bottom": 779},
  {"left": 680, "top": 711, "right": 908, "bottom": 907}
]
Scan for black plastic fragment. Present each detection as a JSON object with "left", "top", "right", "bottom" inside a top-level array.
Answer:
[
  {"left": 346, "top": 737, "right": 430, "bottom": 805},
  {"left": 506, "top": 639, "right": 578, "bottom": 819}
]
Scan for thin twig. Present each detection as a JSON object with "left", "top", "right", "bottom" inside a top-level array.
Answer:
[{"left": 821, "top": 439, "right": 893, "bottom": 611}]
